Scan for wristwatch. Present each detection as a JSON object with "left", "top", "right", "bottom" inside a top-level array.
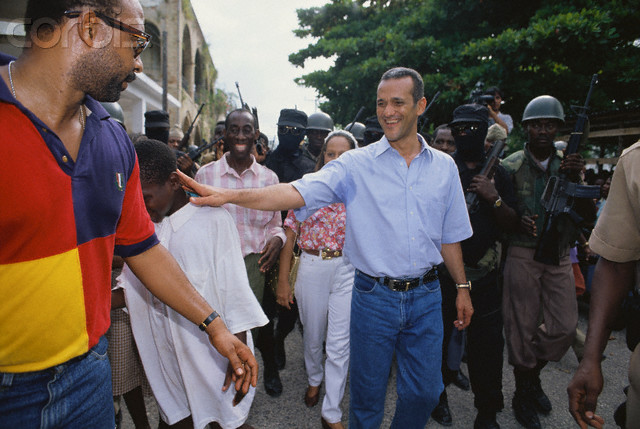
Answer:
[
  {"left": 198, "top": 311, "right": 220, "bottom": 331},
  {"left": 493, "top": 197, "right": 503, "bottom": 208},
  {"left": 456, "top": 281, "right": 472, "bottom": 291}
]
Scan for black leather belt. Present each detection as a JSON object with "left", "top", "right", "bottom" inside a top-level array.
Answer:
[{"left": 358, "top": 267, "right": 438, "bottom": 292}]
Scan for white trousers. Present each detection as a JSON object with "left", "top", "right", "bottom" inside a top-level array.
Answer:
[{"left": 295, "top": 252, "right": 354, "bottom": 423}]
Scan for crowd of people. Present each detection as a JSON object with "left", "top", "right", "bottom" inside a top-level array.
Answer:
[{"left": 1, "top": 1, "right": 639, "bottom": 429}]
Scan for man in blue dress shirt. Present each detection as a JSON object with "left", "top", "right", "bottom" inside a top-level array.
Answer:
[{"left": 180, "top": 67, "right": 474, "bottom": 429}]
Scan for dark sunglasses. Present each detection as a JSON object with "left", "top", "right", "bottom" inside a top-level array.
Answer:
[
  {"left": 451, "top": 123, "right": 481, "bottom": 136},
  {"left": 278, "top": 125, "right": 305, "bottom": 136},
  {"left": 64, "top": 10, "right": 151, "bottom": 58}
]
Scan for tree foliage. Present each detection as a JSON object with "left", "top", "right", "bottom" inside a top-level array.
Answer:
[{"left": 290, "top": 0, "right": 640, "bottom": 154}]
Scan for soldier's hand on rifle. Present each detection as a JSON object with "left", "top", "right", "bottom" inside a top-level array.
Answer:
[
  {"left": 177, "top": 154, "right": 196, "bottom": 178},
  {"left": 560, "top": 153, "right": 585, "bottom": 181},
  {"left": 520, "top": 214, "right": 538, "bottom": 237},
  {"left": 468, "top": 175, "right": 499, "bottom": 203}
]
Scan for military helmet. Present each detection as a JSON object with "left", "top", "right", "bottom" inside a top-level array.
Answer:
[
  {"left": 101, "top": 102, "right": 125, "bottom": 126},
  {"left": 307, "top": 111, "right": 334, "bottom": 132},
  {"left": 522, "top": 95, "right": 565, "bottom": 124},
  {"left": 347, "top": 122, "right": 365, "bottom": 141}
]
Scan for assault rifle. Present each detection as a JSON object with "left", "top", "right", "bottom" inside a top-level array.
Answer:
[
  {"left": 187, "top": 136, "right": 224, "bottom": 161},
  {"left": 465, "top": 139, "right": 506, "bottom": 214},
  {"left": 534, "top": 74, "right": 600, "bottom": 265},
  {"left": 180, "top": 103, "right": 205, "bottom": 149},
  {"left": 345, "top": 106, "right": 365, "bottom": 132},
  {"left": 418, "top": 90, "right": 441, "bottom": 134},
  {"left": 235, "top": 81, "right": 259, "bottom": 129}
]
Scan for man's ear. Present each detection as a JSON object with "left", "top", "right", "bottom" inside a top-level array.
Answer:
[
  {"left": 417, "top": 96, "right": 427, "bottom": 116},
  {"left": 168, "top": 171, "right": 182, "bottom": 189},
  {"left": 254, "top": 129, "right": 260, "bottom": 140},
  {"left": 78, "top": 11, "right": 108, "bottom": 48}
]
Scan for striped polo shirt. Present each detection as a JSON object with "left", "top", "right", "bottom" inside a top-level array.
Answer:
[{"left": 0, "top": 53, "right": 158, "bottom": 372}]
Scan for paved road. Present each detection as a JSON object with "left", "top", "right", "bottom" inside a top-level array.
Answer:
[{"left": 121, "top": 304, "right": 631, "bottom": 428}]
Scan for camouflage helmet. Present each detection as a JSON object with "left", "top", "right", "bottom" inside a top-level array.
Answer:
[
  {"left": 347, "top": 122, "right": 365, "bottom": 141},
  {"left": 522, "top": 95, "right": 565, "bottom": 124},
  {"left": 101, "top": 102, "right": 125, "bottom": 127},
  {"left": 307, "top": 111, "right": 334, "bottom": 132}
]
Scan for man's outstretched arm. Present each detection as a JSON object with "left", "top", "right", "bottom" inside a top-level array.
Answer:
[
  {"left": 177, "top": 169, "right": 305, "bottom": 211},
  {"left": 125, "top": 244, "right": 258, "bottom": 395},
  {"left": 567, "top": 257, "right": 635, "bottom": 428}
]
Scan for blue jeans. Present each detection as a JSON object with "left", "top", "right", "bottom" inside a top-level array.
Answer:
[
  {"left": 349, "top": 271, "right": 444, "bottom": 429},
  {"left": 0, "top": 336, "right": 114, "bottom": 429}
]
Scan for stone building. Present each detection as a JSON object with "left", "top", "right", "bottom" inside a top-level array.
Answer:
[{"left": 0, "top": 0, "right": 219, "bottom": 144}]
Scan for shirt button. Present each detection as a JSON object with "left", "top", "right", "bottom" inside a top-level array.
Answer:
[
  {"left": 41, "top": 127, "right": 47, "bottom": 133},
  {"left": 412, "top": 237, "right": 415, "bottom": 241},
  {"left": 410, "top": 211, "right": 414, "bottom": 215},
  {"left": 409, "top": 186, "right": 413, "bottom": 190},
  {"left": 62, "top": 155, "right": 68, "bottom": 163}
]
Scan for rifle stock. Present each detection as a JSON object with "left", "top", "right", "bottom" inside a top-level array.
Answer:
[{"left": 533, "top": 74, "right": 599, "bottom": 265}]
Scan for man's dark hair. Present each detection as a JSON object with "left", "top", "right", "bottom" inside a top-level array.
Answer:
[
  {"left": 225, "top": 109, "right": 256, "bottom": 130},
  {"left": 484, "top": 86, "right": 504, "bottom": 99},
  {"left": 433, "top": 124, "right": 451, "bottom": 140},
  {"left": 380, "top": 67, "right": 424, "bottom": 104},
  {"left": 134, "top": 138, "right": 177, "bottom": 185},
  {"left": 25, "top": 0, "right": 122, "bottom": 38}
]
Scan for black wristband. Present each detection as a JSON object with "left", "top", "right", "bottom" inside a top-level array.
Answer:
[{"left": 198, "top": 311, "right": 220, "bottom": 331}]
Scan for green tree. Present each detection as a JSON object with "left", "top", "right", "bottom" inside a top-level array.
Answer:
[{"left": 290, "top": 0, "right": 640, "bottom": 155}]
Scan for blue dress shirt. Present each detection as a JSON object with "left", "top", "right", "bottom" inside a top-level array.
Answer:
[{"left": 293, "top": 135, "right": 472, "bottom": 278}]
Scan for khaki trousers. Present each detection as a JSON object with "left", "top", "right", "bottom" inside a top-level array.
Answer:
[{"left": 503, "top": 246, "right": 577, "bottom": 369}]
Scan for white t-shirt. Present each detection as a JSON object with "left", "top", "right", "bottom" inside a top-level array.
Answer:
[{"left": 119, "top": 203, "right": 268, "bottom": 429}]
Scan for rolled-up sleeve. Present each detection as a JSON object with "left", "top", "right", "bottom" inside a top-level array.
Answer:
[{"left": 291, "top": 160, "right": 346, "bottom": 221}]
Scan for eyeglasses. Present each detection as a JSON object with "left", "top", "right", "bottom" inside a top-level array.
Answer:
[
  {"left": 451, "top": 123, "right": 481, "bottom": 136},
  {"left": 527, "top": 121, "right": 558, "bottom": 132},
  {"left": 64, "top": 10, "right": 151, "bottom": 58},
  {"left": 278, "top": 125, "right": 305, "bottom": 136}
]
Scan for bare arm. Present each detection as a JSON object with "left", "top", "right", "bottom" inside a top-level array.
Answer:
[
  {"left": 567, "top": 257, "right": 635, "bottom": 428},
  {"left": 124, "top": 244, "right": 258, "bottom": 394},
  {"left": 176, "top": 169, "right": 305, "bottom": 211},
  {"left": 440, "top": 242, "right": 474, "bottom": 329},
  {"left": 276, "top": 227, "right": 298, "bottom": 310}
]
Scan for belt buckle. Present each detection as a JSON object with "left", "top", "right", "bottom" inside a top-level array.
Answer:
[
  {"left": 321, "top": 249, "right": 333, "bottom": 260},
  {"left": 403, "top": 280, "right": 411, "bottom": 292}
]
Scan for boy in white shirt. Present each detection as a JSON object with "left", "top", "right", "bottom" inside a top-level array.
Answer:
[{"left": 118, "top": 138, "right": 267, "bottom": 429}]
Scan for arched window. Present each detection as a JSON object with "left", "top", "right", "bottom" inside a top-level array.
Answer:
[
  {"left": 181, "top": 25, "right": 193, "bottom": 96},
  {"left": 194, "top": 50, "right": 204, "bottom": 103},
  {"left": 141, "top": 21, "right": 162, "bottom": 83}
]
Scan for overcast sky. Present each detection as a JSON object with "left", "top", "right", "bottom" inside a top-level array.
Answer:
[{"left": 190, "top": 0, "right": 333, "bottom": 141}]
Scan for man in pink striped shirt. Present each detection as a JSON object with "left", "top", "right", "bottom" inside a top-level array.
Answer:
[{"left": 195, "top": 108, "right": 286, "bottom": 396}]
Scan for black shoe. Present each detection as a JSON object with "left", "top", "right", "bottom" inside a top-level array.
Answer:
[
  {"left": 452, "top": 370, "right": 470, "bottom": 391},
  {"left": 474, "top": 411, "right": 500, "bottom": 429},
  {"left": 264, "top": 367, "right": 283, "bottom": 397},
  {"left": 431, "top": 396, "right": 453, "bottom": 426},
  {"left": 530, "top": 382, "right": 552, "bottom": 414},
  {"left": 274, "top": 334, "right": 286, "bottom": 370},
  {"left": 512, "top": 394, "right": 541, "bottom": 429}
]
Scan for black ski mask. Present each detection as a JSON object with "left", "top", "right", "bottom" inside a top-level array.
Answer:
[
  {"left": 277, "top": 133, "right": 305, "bottom": 155},
  {"left": 449, "top": 104, "right": 490, "bottom": 163},
  {"left": 453, "top": 122, "right": 488, "bottom": 162},
  {"left": 145, "top": 127, "right": 169, "bottom": 145}
]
